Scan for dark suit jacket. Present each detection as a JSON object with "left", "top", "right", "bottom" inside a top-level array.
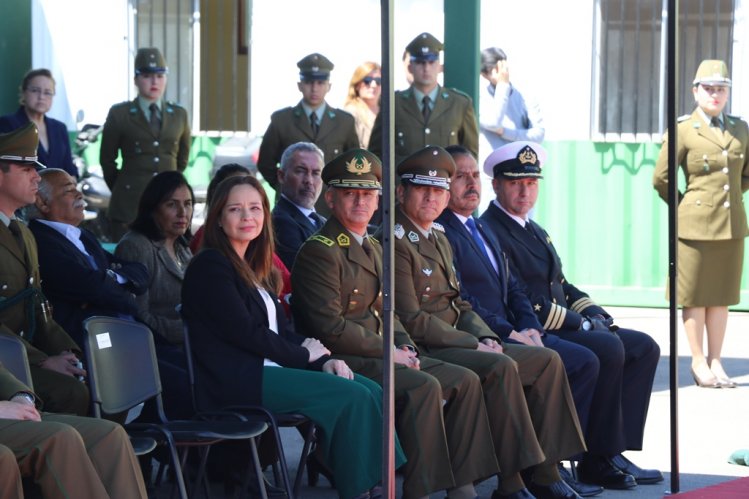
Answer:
[
  {"left": 480, "top": 203, "right": 607, "bottom": 331},
  {"left": 0, "top": 107, "right": 77, "bottom": 178},
  {"left": 257, "top": 102, "right": 359, "bottom": 192},
  {"left": 181, "top": 248, "right": 327, "bottom": 411},
  {"left": 272, "top": 196, "right": 324, "bottom": 270},
  {"left": 436, "top": 209, "right": 542, "bottom": 339},
  {"left": 0, "top": 220, "right": 80, "bottom": 365},
  {"left": 28, "top": 220, "right": 149, "bottom": 346}
]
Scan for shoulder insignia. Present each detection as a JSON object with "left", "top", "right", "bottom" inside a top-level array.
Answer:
[
  {"left": 337, "top": 233, "right": 350, "bottom": 247},
  {"left": 448, "top": 87, "right": 471, "bottom": 99},
  {"left": 422, "top": 268, "right": 433, "bottom": 276},
  {"left": 394, "top": 224, "right": 405, "bottom": 239},
  {"left": 408, "top": 231, "right": 420, "bottom": 243},
  {"left": 166, "top": 106, "right": 175, "bottom": 114},
  {"left": 441, "top": 91, "right": 450, "bottom": 100},
  {"left": 534, "top": 303, "right": 541, "bottom": 312},
  {"left": 677, "top": 114, "right": 690, "bottom": 122},
  {"left": 399, "top": 88, "right": 413, "bottom": 99},
  {"left": 432, "top": 222, "right": 445, "bottom": 232},
  {"left": 310, "top": 234, "right": 334, "bottom": 246}
]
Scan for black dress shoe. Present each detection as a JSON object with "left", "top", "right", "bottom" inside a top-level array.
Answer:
[
  {"left": 491, "top": 487, "right": 536, "bottom": 499},
  {"left": 610, "top": 454, "right": 664, "bottom": 485},
  {"left": 557, "top": 464, "right": 603, "bottom": 497},
  {"left": 576, "top": 455, "right": 637, "bottom": 490},
  {"left": 528, "top": 480, "right": 581, "bottom": 499}
]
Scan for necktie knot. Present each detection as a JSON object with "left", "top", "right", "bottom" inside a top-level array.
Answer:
[
  {"left": 422, "top": 95, "right": 432, "bottom": 123},
  {"left": 711, "top": 116, "right": 724, "bottom": 131},
  {"left": 308, "top": 212, "right": 323, "bottom": 229},
  {"left": 465, "top": 217, "right": 493, "bottom": 268}
]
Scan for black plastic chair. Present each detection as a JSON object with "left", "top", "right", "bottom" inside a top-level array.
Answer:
[
  {"left": 82, "top": 316, "right": 269, "bottom": 499},
  {"left": 178, "top": 306, "right": 316, "bottom": 499}
]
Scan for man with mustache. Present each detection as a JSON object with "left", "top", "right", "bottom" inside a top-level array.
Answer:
[
  {"left": 29, "top": 168, "right": 149, "bottom": 347},
  {"left": 271, "top": 141, "right": 326, "bottom": 269}
]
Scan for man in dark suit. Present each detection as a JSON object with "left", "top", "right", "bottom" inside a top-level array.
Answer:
[
  {"left": 271, "top": 142, "right": 326, "bottom": 269},
  {"left": 0, "top": 364, "right": 148, "bottom": 497},
  {"left": 29, "top": 168, "right": 149, "bottom": 347},
  {"left": 292, "top": 149, "right": 499, "bottom": 499},
  {"left": 100, "top": 47, "right": 191, "bottom": 240},
  {"left": 383, "top": 146, "right": 586, "bottom": 499},
  {"left": 369, "top": 33, "right": 479, "bottom": 167},
  {"left": 0, "top": 123, "right": 89, "bottom": 416},
  {"left": 479, "top": 141, "right": 663, "bottom": 490},
  {"left": 257, "top": 53, "right": 359, "bottom": 205}
]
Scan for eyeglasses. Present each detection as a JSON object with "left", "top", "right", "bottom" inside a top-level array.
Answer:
[
  {"left": 361, "top": 76, "right": 382, "bottom": 86},
  {"left": 27, "top": 87, "right": 55, "bottom": 97}
]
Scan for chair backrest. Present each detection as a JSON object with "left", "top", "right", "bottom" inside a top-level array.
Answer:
[
  {"left": 175, "top": 304, "right": 201, "bottom": 414},
  {"left": 0, "top": 334, "right": 33, "bottom": 388},
  {"left": 82, "top": 316, "right": 166, "bottom": 419}
]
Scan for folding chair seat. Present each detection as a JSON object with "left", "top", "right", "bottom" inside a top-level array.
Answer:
[
  {"left": 179, "top": 307, "right": 316, "bottom": 499},
  {"left": 83, "top": 316, "right": 269, "bottom": 499}
]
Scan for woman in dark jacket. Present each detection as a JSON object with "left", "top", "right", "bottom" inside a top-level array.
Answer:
[{"left": 182, "top": 175, "right": 403, "bottom": 499}]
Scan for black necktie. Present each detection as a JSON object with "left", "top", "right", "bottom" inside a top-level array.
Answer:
[
  {"left": 711, "top": 116, "right": 724, "bottom": 132},
  {"left": 310, "top": 112, "right": 319, "bottom": 136},
  {"left": 362, "top": 237, "right": 375, "bottom": 262},
  {"left": 422, "top": 95, "right": 432, "bottom": 123},
  {"left": 308, "top": 212, "right": 323, "bottom": 229},
  {"left": 465, "top": 217, "right": 492, "bottom": 263},
  {"left": 8, "top": 220, "right": 25, "bottom": 253},
  {"left": 149, "top": 103, "right": 161, "bottom": 135},
  {"left": 524, "top": 221, "right": 536, "bottom": 238}
]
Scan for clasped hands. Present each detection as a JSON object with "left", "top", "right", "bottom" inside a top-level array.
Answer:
[
  {"left": 302, "top": 338, "right": 354, "bottom": 380},
  {"left": 38, "top": 351, "right": 86, "bottom": 379}
]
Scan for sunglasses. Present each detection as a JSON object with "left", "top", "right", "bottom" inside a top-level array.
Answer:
[{"left": 361, "top": 76, "right": 382, "bottom": 86}]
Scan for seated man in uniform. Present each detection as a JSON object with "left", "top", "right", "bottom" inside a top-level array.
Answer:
[
  {"left": 379, "top": 146, "right": 587, "bottom": 499},
  {"left": 479, "top": 141, "right": 662, "bottom": 489},
  {"left": 0, "top": 123, "right": 88, "bottom": 416},
  {"left": 0, "top": 363, "right": 147, "bottom": 498},
  {"left": 292, "top": 149, "right": 500, "bottom": 499},
  {"left": 29, "top": 168, "right": 149, "bottom": 346},
  {"left": 271, "top": 142, "right": 326, "bottom": 269}
]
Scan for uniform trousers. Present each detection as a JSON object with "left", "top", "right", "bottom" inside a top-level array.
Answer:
[
  {"left": 262, "top": 367, "right": 406, "bottom": 499},
  {"left": 427, "top": 344, "right": 586, "bottom": 477},
  {"left": 0, "top": 444, "right": 22, "bottom": 498},
  {"left": 349, "top": 355, "right": 499, "bottom": 499},
  {"left": 0, "top": 413, "right": 147, "bottom": 499},
  {"left": 554, "top": 327, "right": 660, "bottom": 455},
  {"left": 29, "top": 365, "right": 90, "bottom": 416}
]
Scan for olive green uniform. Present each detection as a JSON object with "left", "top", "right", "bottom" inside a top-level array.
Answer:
[
  {"left": 0, "top": 220, "right": 88, "bottom": 415},
  {"left": 0, "top": 365, "right": 147, "bottom": 499},
  {"left": 385, "top": 207, "right": 586, "bottom": 477},
  {"left": 368, "top": 86, "right": 479, "bottom": 167},
  {"left": 100, "top": 98, "right": 191, "bottom": 230},
  {"left": 292, "top": 216, "right": 499, "bottom": 499}
]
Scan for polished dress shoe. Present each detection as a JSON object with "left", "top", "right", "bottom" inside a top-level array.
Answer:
[
  {"left": 610, "top": 454, "right": 663, "bottom": 485},
  {"left": 576, "top": 455, "right": 637, "bottom": 490},
  {"left": 528, "top": 480, "right": 581, "bottom": 499},
  {"left": 491, "top": 487, "right": 536, "bottom": 499},
  {"left": 557, "top": 464, "right": 603, "bottom": 497},
  {"left": 691, "top": 367, "right": 721, "bottom": 388}
]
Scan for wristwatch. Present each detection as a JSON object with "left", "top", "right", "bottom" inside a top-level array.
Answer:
[{"left": 11, "top": 392, "right": 35, "bottom": 405}]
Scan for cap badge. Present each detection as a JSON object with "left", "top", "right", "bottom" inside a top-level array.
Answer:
[
  {"left": 337, "top": 233, "right": 350, "bottom": 247},
  {"left": 518, "top": 146, "right": 538, "bottom": 165},
  {"left": 420, "top": 46, "right": 429, "bottom": 54},
  {"left": 345, "top": 154, "right": 373, "bottom": 175},
  {"left": 311, "top": 65, "right": 319, "bottom": 72},
  {"left": 428, "top": 170, "right": 437, "bottom": 177}
]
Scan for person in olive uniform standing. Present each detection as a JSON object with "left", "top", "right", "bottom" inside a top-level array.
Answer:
[
  {"left": 256, "top": 53, "right": 359, "bottom": 207},
  {"left": 292, "top": 149, "right": 499, "bottom": 499},
  {"left": 653, "top": 60, "right": 749, "bottom": 388},
  {"left": 0, "top": 123, "right": 89, "bottom": 416},
  {"left": 369, "top": 33, "right": 479, "bottom": 167},
  {"left": 382, "top": 146, "right": 586, "bottom": 499},
  {"left": 100, "top": 47, "right": 191, "bottom": 241}
]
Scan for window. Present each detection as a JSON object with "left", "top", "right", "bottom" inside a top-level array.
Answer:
[{"left": 593, "top": 0, "right": 735, "bottom": 141}]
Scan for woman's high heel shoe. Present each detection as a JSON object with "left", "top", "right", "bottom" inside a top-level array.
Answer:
[
  {"left": 307, "top": 452, "right": 336, "bottom": 488},
  {"left": 691, "top": 367, "right": 721, "bottom": 388},
  {"left": 716, "top": 376, "right": 738, "bottom": 388}
]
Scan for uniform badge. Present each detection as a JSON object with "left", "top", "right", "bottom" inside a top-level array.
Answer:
[
  {"left": 394, "top": 224, "right": 405, "bottom": 239},
  {"left": 432, "top": 222, "right": 445, "bottom": 232},
  {"left": 422, "top": 268, "right": 432, "bottom": 276},
  {"left": 310, "top": 235, "right": 334, "bottom": 246},
  {"left": 345, "top": 154, "right": 373, "bottom": 175},
  {"left": 408, "top": 231, "right": 420, "bottom": 243},
  {"left": 534, "top": 303, "right": 541, "bottom": 312},
  {"left": 327, "top": 110, "right": 336, "bottom": 119},
  {"left": 337, "top": 233, "right": 350, "bottom": 247},
  {"left": 429, "top": 170, "right": 437, "bottom": 176}
]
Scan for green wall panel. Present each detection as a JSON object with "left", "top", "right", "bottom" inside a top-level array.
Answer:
[{"left": 0, "top": 0, "right": 31, "bottom": 114}]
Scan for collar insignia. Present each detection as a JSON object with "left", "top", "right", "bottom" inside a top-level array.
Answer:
[
  {"left": 422, "top": 268, "right": 432, "bottom": 276},
  {"left": 408, "top": 231, "right": 420, "bottom": 243},
  {"left": 346, "top": 154, "right": 373, "bottom": 175},
  {"left": 337, "top": 233, "right": 350, "bottom": 247},
  {"left": 394, "top": 224, "right": 405, "bottom": 239},
  {"left": 432, "top": 222, "right": 445, "bottom": 232},
  {"left": 534, "top": 303, "right": 541, "bottom": 311}
]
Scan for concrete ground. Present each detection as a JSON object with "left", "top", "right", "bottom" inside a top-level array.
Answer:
[{"left": 273, "top": 307, "right": 749, "bottom": 498}]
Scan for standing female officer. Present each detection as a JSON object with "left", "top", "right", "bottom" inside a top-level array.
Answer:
[{"left": 653, "top": 60, "right": 749, "bottom": 388}]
